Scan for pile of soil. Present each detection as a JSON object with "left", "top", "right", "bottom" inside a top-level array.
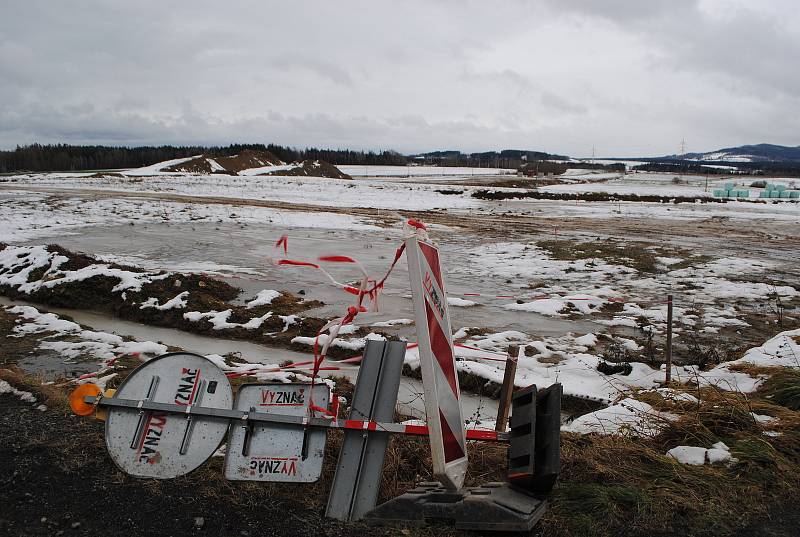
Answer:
[
  {"left": 472, "top": 189, "right": 731, "bottom": 204},
  {"left": 87, "top": 172, "right": 125, "bottom": 178},
  {"left": 160, "top": 151, "right": 349, "bottom": 179},
  {"left": 261, "top": 160, "right": 351, "bottom": 180},
  {"left": 162, "top": 156, "right": 226, "bottom": 174},
  {"left": 215, "top": 149, "right": 284, "bottom": 173},
  {"left": 0, "top": 244, "right": 333, "bottom": 353}
]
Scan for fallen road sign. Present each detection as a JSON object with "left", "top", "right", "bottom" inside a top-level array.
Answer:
[
  {"left": 104, "top": 352, "right": 233, "bottom": 479},
  {"left": 224, "top": 383, "right": 329, "bottom": 483},
  {"left": 405, "top": 235, "right": 468, "bottom": 490}
]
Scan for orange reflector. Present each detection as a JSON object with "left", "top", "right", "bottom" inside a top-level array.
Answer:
[{"left": 69, "top": 383, "right": 101, "bottom": 416}]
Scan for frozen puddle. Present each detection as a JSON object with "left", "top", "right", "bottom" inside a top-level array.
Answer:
[{"left": 21, "top": 221, "right": 596, "bottom": 337}]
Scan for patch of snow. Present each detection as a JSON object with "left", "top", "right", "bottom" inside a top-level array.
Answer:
[
  {"left": 504, "top": 299, "right": 566, "bottom": 316},
  {"left": 750, "top": 412, "right": 776, "bottom": 424},
  {"left": 183, "top": 309, "right": 273, "bottom": 330},
  {"left": 563, "top": 398, "right": 677, "bottom": 436},
  {"left": 140, "top": 291, "right": 189, "bottom": 310},
  {"left": 574, "top": 333, "right": 598, "bottom": 347},
  {"left": 668, "top": 442, "right": 735, "bottom": 465},
  {"left": 371, "top": 318, "right": 413, "bottom": 327},
  {"left": 206, "top": 158, "right": 225, "bottom": 172},
  {"left": 7, "top": 304, "right": 167, "bottom": 362},
  {"left": 246, "top": 290, "right": 282, "bottom": 308},
  {"left": 667, "top": 446, "right": 709, "bottom": 465},
  {"left": 291, "top": 332, "right": 386, "bottom": 352},
  {"left": 0, "top": 380, "right": 37, "bottom": 404},
  {"left": 447, "top": 297, "right": 477, "bottom": 307}
]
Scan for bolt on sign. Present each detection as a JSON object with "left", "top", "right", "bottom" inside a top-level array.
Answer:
[{"left": 405, "top": 236, "right": 468, "bottom": 489}]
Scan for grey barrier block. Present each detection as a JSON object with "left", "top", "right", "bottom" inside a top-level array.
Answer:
[
  {"left": 363, "top": 481, "right": 548, "bottom": 532},
  {"left": 508, "top": 383, "right": 562, "bottom": 496}
]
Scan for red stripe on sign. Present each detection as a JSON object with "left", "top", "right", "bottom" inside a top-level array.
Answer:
[
  {"left": 425, "top": 301, "right": 458, "bottom": 396},
  {"left": 418, "top": 242, "right": 443, "bottom": 291},
  {"left": 439, "top": 409, "right": 465, "bottom": 462}
]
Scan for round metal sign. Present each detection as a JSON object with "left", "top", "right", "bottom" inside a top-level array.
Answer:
[{"left": 105, "top": 352, "right": 233, "bottom": 479}]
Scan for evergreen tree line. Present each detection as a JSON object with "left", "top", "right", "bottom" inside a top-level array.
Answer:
[
  {"left": 0, "top": 143, "right": 409, "bottom": 173},
  {"left": 632, "top": 160, "right": 800, "bottom": 177},
  {"left": 0, "top": 143, "right": 573, "bottom": 173}
]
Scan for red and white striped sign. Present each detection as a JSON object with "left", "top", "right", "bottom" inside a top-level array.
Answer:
[{"left": 405, "top": 236, "right": 468, "bottom": 490}]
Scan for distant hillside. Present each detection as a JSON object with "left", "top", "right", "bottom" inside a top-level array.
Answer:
[{"left": 666, "top": 144, "right": 800, "bottom": 163}]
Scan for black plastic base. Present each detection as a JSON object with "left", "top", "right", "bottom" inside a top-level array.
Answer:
[{"left": 363, "top": 482, "right": 547, "bottom": 532}]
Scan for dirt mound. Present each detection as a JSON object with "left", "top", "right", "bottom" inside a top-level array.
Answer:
[
  {"left": 261, "top": 160, "right": 351, "bottom": 179},
  {"left": 161, "top": 150, "right": 285, "bottom": 175},
  {"left": 162, "top": 156, "right": 228, "bottom": 174},
  {"left": 472, "top": 189, "right": 731, "bottom": 204},
  {"left": 0, "top": 243, "right": 326, "bottom": 351},
  {"left": 215, "top": 149, "right": 284, "bottom": 173},
  {"left": 87, "top": 172, "right": 125, "bottom": 178}
]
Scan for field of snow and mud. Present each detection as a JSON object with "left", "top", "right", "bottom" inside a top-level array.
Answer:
[{"left": 1, "top": 163, "right": 799, "bottom": 435}]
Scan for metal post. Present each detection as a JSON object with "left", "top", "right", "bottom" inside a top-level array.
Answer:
[
  {"left": 326, "top": 340, "right": 406, "bottom": 521},
  {"left": 665, "top": 294, "right": 673, "bottom": 383},
  {"left": 495, "top": 346, "right": 519, "bottom": 432}
]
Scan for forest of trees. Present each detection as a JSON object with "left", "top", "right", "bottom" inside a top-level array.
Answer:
[
  {"left": 0, "top": 143, "right": 573, "bottom": 173},
  {"left": 0, "top": 143, "right": 409, "bottom": 173},
  {"left": 4, "top": 143, "right": 800, "bottom": 175},
  {"left": 632, "top": 160, "right": 800, "bottom": 176}
]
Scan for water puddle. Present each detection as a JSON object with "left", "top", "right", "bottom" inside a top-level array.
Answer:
[{"left": 23, "top": 221, "right": 598, "bottom": 338}]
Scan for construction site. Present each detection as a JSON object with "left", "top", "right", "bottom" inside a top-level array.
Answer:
[
  {"left": 1, "top": 155, "right": 799, "bottom": 536},
  {"left": 2, "top": 2, "right": 800, "bottom": 535}
]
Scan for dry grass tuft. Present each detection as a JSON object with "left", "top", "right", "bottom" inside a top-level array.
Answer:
[{"left": 759, "top": 369, "right": 800, "bottom": 410}]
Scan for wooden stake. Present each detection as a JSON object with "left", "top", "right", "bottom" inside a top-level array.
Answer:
[{"left": 496, "top": 345, "right": 519, "bottom": 432}]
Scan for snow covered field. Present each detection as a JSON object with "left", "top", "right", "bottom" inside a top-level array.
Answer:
[
  {"left": 1, "top": 166, "right": 798, "bottom": 437},
  {"left": 0, "top": 172, "right": 484, "bottom": 211},
  {"left": 338, "top": 165, "right": 514, "bottom": 177}
]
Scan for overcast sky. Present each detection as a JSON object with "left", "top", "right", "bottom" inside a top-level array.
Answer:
[{"left": 1, "top": 1, "right": 798, "bottom": 156}]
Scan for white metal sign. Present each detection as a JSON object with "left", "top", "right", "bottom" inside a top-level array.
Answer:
[
  {"left": 224, "top": 383, "right": 329, "bottom": 482},
  {"left": 105, "top": 352, "right": 233, "bottom": 479},
  {"left": 405, "top": 236, "right": 468, "bottom": 489}
]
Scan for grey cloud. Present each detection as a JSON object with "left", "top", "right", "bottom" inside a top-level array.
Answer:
[{"left": 0, "top": 1, "right": 797, "bottom": 156}]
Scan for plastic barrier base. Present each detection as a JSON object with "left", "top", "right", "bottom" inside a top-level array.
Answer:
[{"left": 363, "top": 481, "right": 547, "bottom": 532}]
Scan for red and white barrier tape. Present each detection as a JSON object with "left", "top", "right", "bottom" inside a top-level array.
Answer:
[{"left": 268, "top": 219, "right": 430, "bottom": 419}]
